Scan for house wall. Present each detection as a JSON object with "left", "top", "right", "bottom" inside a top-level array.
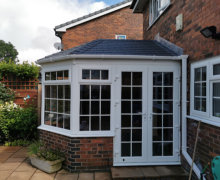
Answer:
[
  {"left": 61, "top": 7, "right": 143, "bottom": 50},
  {"left": 141, "top": 0, "right": 220, "bottom": 179},
  {"left": 39, "top": 130, "right": 113, "bottom": 172}
]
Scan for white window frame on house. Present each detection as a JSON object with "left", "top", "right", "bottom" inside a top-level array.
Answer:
[
  {"left": 115, "top": 35, "right": 126, "bottom": 40},
  {"left": 149, "top": 0, "right": 170, "bottom": 27},
  {"left": 41, "top": 66, "right": 72, "bottom": 135},
  {"left": 190, "top": 56, "right": 220, "bottom": 126}
]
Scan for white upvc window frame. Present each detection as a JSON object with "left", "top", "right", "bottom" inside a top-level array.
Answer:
[
  {"left": 190, "top": 56, "right": 220, "bottom": 126},
  {"left": 41, "top": 65, "right": 72, "bottom": 135},
  {"left": 149, "top": 0, "right": 170, "bottom": 27}
]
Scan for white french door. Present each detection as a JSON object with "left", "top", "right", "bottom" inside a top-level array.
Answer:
[{"left": 113, "top": 63, "right": 180, "bottom": 166}]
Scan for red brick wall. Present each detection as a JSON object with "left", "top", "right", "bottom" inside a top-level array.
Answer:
[
  {"left": 62, "top": 7, "right": 143, "bottom": 50},
  {"left": 39, "top": 130, "right": 113, "bottom": 172},
  {"left": 141, "top": 0, "right": 220, "bottom": 178}
]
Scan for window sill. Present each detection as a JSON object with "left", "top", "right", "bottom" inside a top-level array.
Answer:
[
  {"left": 38, "top": 125, "right": 115, "bottom": 138},
  {"left": 186, "top": 115, "right": 220, "bottom": 127},
  {"left": 147, "top": 3, "right": 172, "bottom": 31}
]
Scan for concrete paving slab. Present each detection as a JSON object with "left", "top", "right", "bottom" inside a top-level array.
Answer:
[
  {"left": 95, "top": 172, "right": 111, "bottom": 180},
  {"left": 0, "top": 170, "right": 12, "bottom": 180},
  {"left": 0, "top": 162, "right": 21, "bottom": 171},
  {"left": 57, "top": 169, "right": 70, "bottom": 174},
  {"left": 111, "top": 167, "right": 144, "bottom": 179},
  {"left": 154, "top": 166, "right": 188, "bottom": 177},
  {"left": 0, "top": 153, "right": 13, "bottom": 163},
  {"left": 7, "top": 171, "right": 35, "bottom": 180},
  {"left": 6, "top": 157, "right": 26, "bottom": 163},
  {"left": 0, "top": 146, "right": 21, "bottom": 153},
  {"left": 140, "top": 167, "right": 160, "bottom": 178},
  {"left": 30, "top": 172, "right": 56, "bottom": 180},
  {"left": 15, "top": 161, "right": 36, "bottom": 172},
  {"left": 55, "top": 173, "right": 79, "bottom": 180},
  {"left": 78, "top": 172, "right": 94, "bottom": 180}
]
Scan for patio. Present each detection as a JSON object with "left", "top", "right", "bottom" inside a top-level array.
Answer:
[{"left": 0, "top": 146, "right": 111, "bottom": 180}]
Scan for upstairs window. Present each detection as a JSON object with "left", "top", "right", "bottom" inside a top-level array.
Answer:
[
  {"left": 149, "top": 0, "right": 170, "bottom": 26},
  {"left": 115, "top": 35, "right": 126, "bottom": 40}
]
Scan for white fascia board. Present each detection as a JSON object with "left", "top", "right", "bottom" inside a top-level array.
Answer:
[
  {"left": 36, "top": 54, "right": 183, "bottom": 64},
  {"left": 56, "top": 2, "right": 131, "bottom": 32}
]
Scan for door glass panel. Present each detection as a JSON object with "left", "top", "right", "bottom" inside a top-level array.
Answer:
[
  {"left": 213, "top": 83, "right": 220, "bottom": 118},
  {"left": 152, "top": 72, "right": 174, "bottom": 156},
  {"left": 121, "top": 72, "right": 142, "bottom": 157}
]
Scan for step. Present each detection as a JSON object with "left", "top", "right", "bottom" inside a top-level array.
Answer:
[{"left": 111, "top": 166, "right": 189, "bottom": 180}]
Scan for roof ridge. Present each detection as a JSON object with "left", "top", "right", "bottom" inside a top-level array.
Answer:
[{"left": 54, "top": 0, "right": 132, "bottom": 30}]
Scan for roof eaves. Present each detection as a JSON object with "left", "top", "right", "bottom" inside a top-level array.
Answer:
[{"left": 55, "top": 0, "right": 132, "bottom": 32}]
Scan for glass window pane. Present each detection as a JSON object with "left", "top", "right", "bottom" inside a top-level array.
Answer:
[
  {"left": 164, "top": 72, "right": 173, "bottom": 86},
  {"left": 45, "top": 99, "right": 50, "bottom": 111},
  {"left": 51, "top": 85, "right": 57, "bottom": 98},
  {"left": 213, "top": 64, "right": 220, "bottom": 75},
  {"left": 58, "top": 114, "right": 63, "bottom": 128},
  {"left": 101, "top": 101, "right": 110, "bottom": 114},
  {"left": 153, "top": 115, "right": 162, "bottom": 127},
  {"left": 122, "top": 72, "right": 131, "bottom": 85},
  {"left": 133, "top": 72, "right": 142, "bottom": 85},
  {"left": 82, "top": 70, "right": 90, "bottom": 79},
  {"left": 121, "top": 115, "right": 131, "bottom": 128},
  {"left": 195, "top": 68, "right": 201, "bottom": 81},
  {"left": 153, "top": 87, "right": 162, "bottom": 99},
  {"left": 153, "top": 143, "right": 162, "bottom": 156},
  {"left": 65, "top": 101, "right": 70, "bottom": 114},
  {"left": 133, "top": 87, "right": 142, "bottom": 99},
  {"left": 80, "top": 116, "right": 89, "bottom": 131},
  {"left": 153, "top": 72, "right": 162, "bottom": 85},
  {"left": 194, "top": 83, "right": 201, "bottom": 96},
  {"left": 80, "top": 101, "right": 89, "bottom": 114},
  {"left": 163, "top": 101, "right": 173, "bottom": 113},
  {"left": 45, "top": 86, "right": 50, "bottom": 98},
  {"left": 44, "top": 112, "right": 50, "bottom": 125},
  {"left": 91, "top": 70, "right": 100, "bottom": 79},
  {"left": 121, "top": 143, "right": 130, "bottom": 157},
  {"left": 57, "top": 71, "right": 63, "bottom": 80},
  {"left": 51, "top": 72, "right": 56, "bottom": 80},
  {"left": 153, "top": 101, "right": 162, "bottom": 113},
  {"left": 153, "top": 129, "right": 162, "bottom": 141},
  {"left": 45, "top": 72, "right": 50, "bottom": 81},
  {"left": 101, "top": 85, "right": 110, "bottom": 99},
  {"left": 132, "top": 101, "right": 142, "bottom": 113},
  {"left": 202, "top": 83, "right": 206, "bottom": 96},
  {"left": 91, "top": 85, "right": 100, "bottom": 99},
  {"left": 132, "top": 143, "right": 142, "bottom": 156},
  {"left": 58, "top": 85, "right": 64, "bottom": 99},
  {"left": 80, "top": 85, "right": 90, "bottom": 99},
  {"left": 101, "top": 116, "right": 110, "bottom": 130},
  {"left": 122, "top": 87, "right": 131, "bottom": 99},
  {"left": 202, "top": 67, "right": 206, "bottom": 81},
  {"left": 101, "top": 70, "right": 108, "bottom": 80},
  {"left": 132, "top": 129, "right": 142, "bottom": 141},
  {"left": 163, "top": 142, "right": 173, "bottom": 156},
  {"left": 121, "top": 129, "right": 131, "bottom": 141},
  {"left": 213, "top": 83, "right": 220, "bottom": 97},
  {"left": 64, "top": 70, "right": 69, "bottom": 80},
  {"left": 122, "top": 101, "right": 131, "bottom": 113},
  {"left": 164, "top": 87, "right": 173, "bottom": 99},
  {"left": 91, "top": 116, "right": 99, "bottom": 131},
  {"left": 163, "top": 128, "right": 173, "bottom": 141},
  {"left": 201, "top": 98, "right": 206, "bottom": 112},
  {"left": 51, "top": 113, "right": 57, "bottom": 127},
  {"left": 58, "top": 100, "right": 64, "bottom": 113},
  {"left": 163, "top": 115, "right": 173, "bottom": 127},
  {"left": 64, "top": 115, "right": 70, "bottom": 130},
  {"left": 65, "top": 85, "right": 70, "bottom": 99},
  {"left": 91, "top": 101, "right": 99, "bottom": 114},
  {"left": 51, "top": 100, "right": 57, "bottom": 112},
  {"left": 213, "top": 98, "right": 220, "bottom": 118},
  {"left": 132, "top": 115, "right": 142, "bottom": 127}
]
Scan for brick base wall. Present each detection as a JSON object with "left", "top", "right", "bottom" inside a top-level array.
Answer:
[
  {"left": 186, "top": 119, "right": 220, "bottom": 180},
  {"left": 39, "top": 130, "right": 113, "bottom": 172}
]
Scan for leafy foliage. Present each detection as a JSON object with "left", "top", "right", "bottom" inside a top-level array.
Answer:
[
  {"left": 0, "top": 61, "right": 40, "bottom": 80},
  {"left": 0, "top": 40, "right": 18, "bottom": 63},
  {"left": 28, "top": 141, "right": 64, "bottom": 161},
  {"left": 5, "top": 139, "right": 32, "bottom": 147},
  {"left": 0, "top": 102, "right": 38, "bottom": 142},
  {"left": 0, "top": 83, "right": 15, "bottom": 103}
]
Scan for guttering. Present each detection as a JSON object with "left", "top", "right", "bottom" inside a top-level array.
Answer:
[
  {"left": 180, "top": 55, "right": 202, "bottom": 179},
  {"left": 36, "top": 54, "right": 183, "bottom": 65}
]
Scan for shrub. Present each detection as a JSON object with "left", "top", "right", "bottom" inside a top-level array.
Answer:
[
  {"left": 0, "top": 102, "right": 38, "bottom": 142},
  {"left": 28, "top": 141, "right": 64, "bottom": 161},
  {"left": 0, "top": 82, "right": 14, "bottom": 103},
  {"left": 5, "top": 139, "right": 32, "bottom": 147}
]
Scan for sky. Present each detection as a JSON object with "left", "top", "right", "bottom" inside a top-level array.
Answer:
[{"left": 0, "top": 0, "right": 124, "bottom": 63}]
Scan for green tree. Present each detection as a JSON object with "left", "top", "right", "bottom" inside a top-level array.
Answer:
[{"left": 0, "top": 40, "right": 18, "bottom": 63}]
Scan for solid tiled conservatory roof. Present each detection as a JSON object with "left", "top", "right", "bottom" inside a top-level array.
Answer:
[{"left": 37, "top": 39, "right": 179, "bottom": 63}]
